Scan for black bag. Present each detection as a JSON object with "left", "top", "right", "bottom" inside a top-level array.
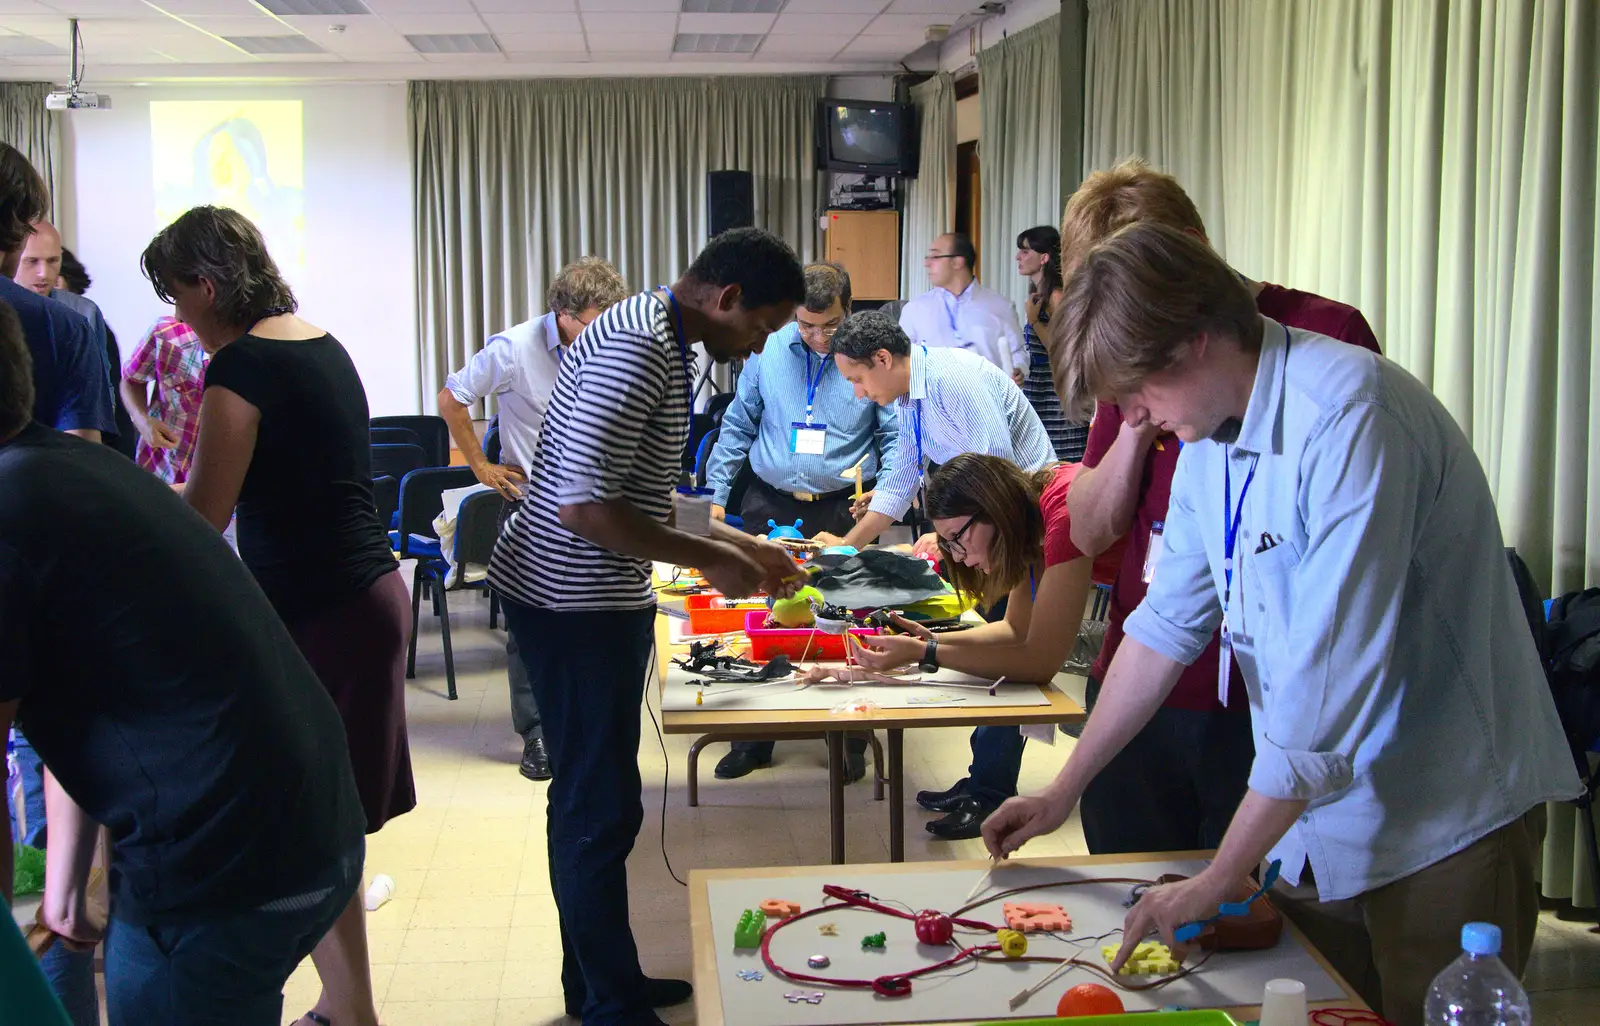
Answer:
[{"left": 1546, "top": 587, "right": 1600, "bottom": 767}]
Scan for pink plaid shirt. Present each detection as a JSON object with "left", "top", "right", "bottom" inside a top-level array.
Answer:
[{"left": 123, "top": 317, "right": 209, "bottom": 484}]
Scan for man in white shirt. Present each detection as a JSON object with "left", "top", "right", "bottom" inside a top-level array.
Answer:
[
  {"left": 898, "top": 232, "right": 1025, "bottom": 382},
  {"left": 437, "top": 256, "right": 628, "bottom": 781}
]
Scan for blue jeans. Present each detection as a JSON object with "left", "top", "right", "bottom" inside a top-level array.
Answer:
[
  {"left": 963, "top": 726, "right": 1028, "bottom": 807},
  {"left": 502, "top": 600, "right": 664, "bottom": 1026},
  {"left": 8, "top": 731, "right": 98, "bottom": 1026},
  {"left": 104, "top": 842, "right": 361, "bottom": 1026}
]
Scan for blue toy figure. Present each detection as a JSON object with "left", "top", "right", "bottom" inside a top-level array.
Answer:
[{"left": 766, "top": 519, "right": 805, "bottom": 540}]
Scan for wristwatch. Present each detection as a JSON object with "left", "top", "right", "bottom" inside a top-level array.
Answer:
[{"left": 919, "top": 638, "right": 939, "bottom": 674}]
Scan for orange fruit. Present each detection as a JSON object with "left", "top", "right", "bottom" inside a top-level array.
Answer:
[{"left": 1055, "top": 982, "right": 1125, "bottom": 1017}]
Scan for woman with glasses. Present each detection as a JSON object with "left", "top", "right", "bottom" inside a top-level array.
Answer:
[
  {"left": 1015, "top": 225, "right": 1087, "bottom": 461},
  {"left": 853, "top": 452, "right": 1115, "bottom": 839}
]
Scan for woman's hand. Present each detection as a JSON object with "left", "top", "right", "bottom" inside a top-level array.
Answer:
[{"left": 852, "top": 633, "right": 925, "bottom": 672}]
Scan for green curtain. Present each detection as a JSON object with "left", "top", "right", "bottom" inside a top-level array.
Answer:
[
  {"left": 410, "top": 76, "right": 826, "bottom": 412},
  {"left": 978, "top": 14, "right": 1062, "bottom": 312},
  {"left": 1084, "top": 0, "right": 1600, "bottom": 908},
  {"left": 901, "top": 72, "right": 956, "bottom": 300},
  {"left": 0, "top": 83, "right": 61, "bottom": 223}
]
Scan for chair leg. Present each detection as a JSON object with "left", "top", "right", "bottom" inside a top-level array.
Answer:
[
  {"left": 868, "top": 731, "right": 885, "bottom": 802},
  {"left": 406, "top": 563, "right": 423, "bottom": 679},
  {"left": 438, "top": 581, "right": 457, "bottom": 701}
]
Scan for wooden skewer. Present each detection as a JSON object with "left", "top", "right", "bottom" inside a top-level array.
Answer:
[
  {"left": 963, "top": 857, "right": 1001, "bottom": 903},
  {"left": 1009, "top": 956, "right": 1079, "bottom": 1009}
]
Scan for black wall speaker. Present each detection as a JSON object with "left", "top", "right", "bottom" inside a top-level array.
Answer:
[{"left": 707, "top": 170, "right": 755, "bottom": 238}]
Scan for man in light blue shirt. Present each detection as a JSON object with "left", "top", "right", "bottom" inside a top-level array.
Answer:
[
  {"left": 822, "top": 312, "right": 1054, "bottom": 552},
  {"left": 983, "top": 223, "right": 1580, "bottom": 1026},
  {"left": 707, "top": 263, "right": 898, "bottom": 540}
]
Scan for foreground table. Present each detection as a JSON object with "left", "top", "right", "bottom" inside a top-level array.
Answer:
[
  {"left": 688, "top": 851, "right": 1371, "bottom": 1026},
  {"left": 653, "top": 614, "right": 1085, "bottom": 864}
]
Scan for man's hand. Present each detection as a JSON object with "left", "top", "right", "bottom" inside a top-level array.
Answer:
[
  {"left": 911, "top": 532, "right": 941, "bottom": 561},
  {"left": 1024, "top": 292, "right": 1044, "bottom": 327},
  {"left": 811, "top": 531, "right": 847, "bottom": 548},
  {"left": 143, "top": 419, "right": 180, "bottom": 449},
  {"left": 710, "top": 504, "right": 727, "bottom": 522},
  {"left": 852, "top": 634, "right": 924, "bottom": 672},
  {"left": 473, "top": 461, "right": 525, "bottom": 500},
  {"left": 1012, "top": 367, "right": 1026, "bottom": 387},
  {"left": 850, "top": 490, "right": 875, "bottom": 519},
  {"left": 1109, "top": 874, "right": 1225, "bottom": 972},
  {"left": 700, "top": 542, "right": 767, "bottom": 599},
  {"left": 980, "top": 788, "right": 1076, "bottom": 859},
  {"left": 745, "top": 538, "right": 803, "bottom": 598}
]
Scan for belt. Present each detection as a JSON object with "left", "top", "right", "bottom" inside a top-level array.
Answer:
[{"left": 759, "top": 476, "right": 875, "bottom": 503}]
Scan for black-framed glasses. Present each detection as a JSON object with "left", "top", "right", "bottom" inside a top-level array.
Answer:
[{"left": 942, "top": 515, "right": 981, "bottom": 561}]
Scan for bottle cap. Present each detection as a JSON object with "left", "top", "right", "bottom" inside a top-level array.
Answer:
[{"left": 1461, "top": 921, "right": 1501, "bottom": 956}]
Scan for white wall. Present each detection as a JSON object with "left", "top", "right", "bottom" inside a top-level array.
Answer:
[{"left": 60, "top": 82, "right": 419, "bottom": 415}]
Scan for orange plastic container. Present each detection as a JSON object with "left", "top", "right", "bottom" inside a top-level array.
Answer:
[
  {"left": 684, "top": 593, "right": 768, "bottom": 635},
  {"left": 743, "top": 610, "right": 877, "bottom": 662}
]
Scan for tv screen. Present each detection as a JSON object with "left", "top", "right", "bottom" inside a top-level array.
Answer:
[{"left": 817, "top": 99, "right": 917, "bottom": 176}]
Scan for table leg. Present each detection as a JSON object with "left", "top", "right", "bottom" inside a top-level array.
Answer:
[
  {"left": 826, "top": 730, "right": 846, "bottom": 865},
  {"left": 888, "top": 728, "right": 905, "bottom": 863}
]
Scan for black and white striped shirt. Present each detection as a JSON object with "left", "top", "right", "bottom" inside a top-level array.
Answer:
[{"left": 487, "top": 292, "right": 690, "bottom": 610}]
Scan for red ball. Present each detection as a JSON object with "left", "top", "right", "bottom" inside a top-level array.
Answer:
[
  {"left": 1055, "top": 983, "right": 1124, "bottom": 1017},
  {"left": 913, "top": 909, "right": 954, "bottom": 945}
]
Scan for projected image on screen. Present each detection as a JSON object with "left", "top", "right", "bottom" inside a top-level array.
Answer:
[
  {"left": 831, "top": 105, "right": 900, "bottom": 166},
  {"left": 151, "top": 100, "right": 305, "bottom": 280}
]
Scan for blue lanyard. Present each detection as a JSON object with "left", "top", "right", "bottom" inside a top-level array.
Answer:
[
  {"left": 803, "top": 350, "right": 827, "bottom": 422},
  {"left": 911, "top": 344, "right": 928, "bottom": 471},
  {"left": 658, "top": 287, "right": 696, "bottom": 414},
  {"left": 1222, "top": 450, "right": 1260, "bottom": 617}
]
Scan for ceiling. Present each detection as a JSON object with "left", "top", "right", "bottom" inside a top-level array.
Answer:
[{"left": 0, "top": 0, "right": 985, "bottom": 81}]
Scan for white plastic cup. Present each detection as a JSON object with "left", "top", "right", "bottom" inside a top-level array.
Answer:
[
  {"left": 363, "top": 873, "right": 396, "bottom": 912},
  {"left": 1259, "top": 977, "right": 1307, "bottom": 1026}
]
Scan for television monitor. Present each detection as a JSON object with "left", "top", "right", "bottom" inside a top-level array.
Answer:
[{"left": 815, "top": 98, "right": 918, "bottom": 177}]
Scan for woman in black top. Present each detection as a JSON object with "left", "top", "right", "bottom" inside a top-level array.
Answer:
[{"left": 142, "top": 206, "right": 409, "bottom": 1026}]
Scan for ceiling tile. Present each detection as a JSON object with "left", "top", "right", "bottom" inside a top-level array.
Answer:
[
  {"left": 0, "top": 17, "right": 70, "bottom": 37},
  {"left": 281, "top": 15, "right": 415, "bottom": 50},
  {"left": 581, "top": 31, "right": 670, "bottom": 51},
  {"left": 178, "top": 17, "right": 298, "bottom": 38},
  {"left": 380, "top": 12, "right": 487, "bottom": 32},
  {"left": 360, "top": 0, "right": 482, "bottom": 11},
  {"left": 473, "top": 0, "right": 576, "bottom": 10},
  {"left": 779, "top": 0, "right": 888, "bottom": 12},
  {"left": 758, "top": 33, "right": 852, "bottom": 54},
  {"left": 0, "top": 34, "right": 66, "bottom": 55},
  {"left": 860, "top": 13, "right": 939, "bottom": 33},
  {"left": 255, "top": 0, "right": 373, "bottom": 14},
  {"left": 40, "top": 0, "right": 152, "bottom": 14},
  {"left": 500, "top": 50, "right": 587, "bottom": 62},
  {"left": 674, "top": 11, "right": 772, "bottom": 33},
  {"left": 0, "top": 0, "right": 58, "bottom": 14},
  {"left": 669, "top": 49, "right": 750, "bottom": 61},
  {"left": 769, "top": 12, "right": 871, "bottom": 34},
  {"left": 479, "top": 10, "right": 582, "bottom": 32},
  {"left": 489, "top": 31, "right": 585, "bottom": 50},
  {"left": 837, "top": 34, "right": 912, "bottom": 54},
  {"left": 576, "top": 0, "right": 678, "bottom": 10},
  {"left": 145, "top": 0, "right": 271, "bottom": 15},
  {"left": 418, "top": 47, "right": 505, "bottom": 60},
  {"left": 580, "top": 12, "right": 674, "bottom": 34},
  {"left": 883, "top": 0, "right": 975, "bottom": 12}
]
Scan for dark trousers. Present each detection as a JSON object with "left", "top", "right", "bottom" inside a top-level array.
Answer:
[
  {"left": 1078, "top": 677, "right": 1256, "bottom": 853},
  {"left": 507, "top": 634, "right": 542, "bottom": 740},
  {"left": 948, "top": 596, "right": 1026, "bottom": 807},
  {"left": 736, "top": 477, "right": 859, "bottom": 539},
  {"left": 501, "top": 600, "right": 660, "bottom": 1026}
]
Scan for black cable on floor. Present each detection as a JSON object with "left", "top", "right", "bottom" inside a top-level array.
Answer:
[{"left": 644, "top": 645, "right": 687, "bottom": 887}]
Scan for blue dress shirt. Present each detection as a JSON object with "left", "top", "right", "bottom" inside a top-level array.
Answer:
[
  {"left": 706, "top": 322, "right": 898, "bottom": 507},
  {"left": 0, "top": 278, "right": 114, "bottom": 435},
  {"left": 1126, "top": 318, "right": 1581, "bottom": 900}
]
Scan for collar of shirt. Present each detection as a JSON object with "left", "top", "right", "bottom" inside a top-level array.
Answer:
[
  {"left": 900, "top": 343, "right": 929, "bottom": 405},
  {"left": 538, "top": 311, "right": 562, "bottom": 352},
  {"left": 1234, "top": 316, "right": 1289, "bottom": 457}
]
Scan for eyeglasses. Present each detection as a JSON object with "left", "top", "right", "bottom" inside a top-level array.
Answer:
[
  {"left": 942, "top": 516, "right": 981, "bottom": 561},
  {"left": 925, "top": 253, "right": 958, "bottom": 261},
  {"left": 796, "top": 321, "right": 840, "bottom": 339}
]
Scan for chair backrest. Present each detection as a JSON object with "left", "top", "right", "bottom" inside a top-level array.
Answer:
[
  {"left": 371, "top": 415, "right": 451, "bottom": 467},
  {"left": 371, "top": 426, "right": 421, "bottom": 448},
  {"left": 706, "top": 390, "right": 736, "bottom": 425},
  {"left": 371, "top": 474, "right": 400, "bottom": 531},
  {"left": 397, "top": 466, "right": 479, "bottom": 557},
  {"left": 693, "top": 425, "right": 721, "bottom": 489},
  {"left": 483, "top": 421, "right": 502, "bottom": 465},
  {"left": 371, "top": 443, "right": 427, "bottom": 482},
  {"left": 454, "top": 489, "right": 508, "bottom": 570}
]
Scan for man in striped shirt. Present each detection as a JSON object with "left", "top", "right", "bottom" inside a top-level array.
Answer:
[
  {"left": 486, "top": 227, "right": 805, "bottom": 1025},
  {"left": 816, "top": 311, "right": 1056, "bottom": 552}
]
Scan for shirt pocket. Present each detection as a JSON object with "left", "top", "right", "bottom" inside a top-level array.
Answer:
[{"left": 1250, "top": 538, "right": 1302, "bottom": 639}]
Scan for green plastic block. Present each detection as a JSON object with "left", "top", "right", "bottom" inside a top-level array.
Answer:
[
  {"left": 861, "top": 931, "right": 887, "bottom": 949},
  {"left": 734, "top": 908, "right": 766, "bottom": 948}
]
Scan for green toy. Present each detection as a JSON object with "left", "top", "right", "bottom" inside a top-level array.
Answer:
[
  {"left": 734, "top": 908, "right": 767, "bottom": 949},
  {"left": 861, "top": 931, "right": 887, "bottom": 950},
  {"left": 768, "top": 586, "right": 824, "bottom": 627},
  {"left": 12, "top": 844, "right": 44, "bottom": 896}
]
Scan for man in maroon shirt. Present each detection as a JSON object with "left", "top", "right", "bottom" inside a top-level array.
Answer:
[{"left": 1058, "top": 159, "right": 1382, "bottom": 854}]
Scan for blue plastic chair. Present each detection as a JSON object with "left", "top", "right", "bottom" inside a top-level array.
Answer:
[{"left": 409, "top": 487, "right": 506, "bottom": 701}]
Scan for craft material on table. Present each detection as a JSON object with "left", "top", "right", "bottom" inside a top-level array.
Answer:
[
  {"left": 705, "top": 860, "right": 1345, "bottom": 1026},
  {"left": 661, "top": 663, "right": 1053, "bottom": 712}
]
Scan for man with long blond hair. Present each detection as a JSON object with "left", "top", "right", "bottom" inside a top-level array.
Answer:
[{"left": 988, "top": 220, "right": 1578, "bottom": 1026}]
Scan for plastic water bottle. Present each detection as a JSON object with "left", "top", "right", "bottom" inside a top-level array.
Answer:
[{"left": 1424, "top": 922, "right": 1532, "bottom": 1025}]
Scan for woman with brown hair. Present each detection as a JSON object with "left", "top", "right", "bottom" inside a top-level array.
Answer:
[
  {"left": 853, "top": 452, "right": 1112, "bottom": 839},
  {"left": 142, "top": 205, "right": 408, "bottom": 1026}
]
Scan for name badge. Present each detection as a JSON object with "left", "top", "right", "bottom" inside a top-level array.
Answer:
[
  {"left": 1142, "top": 521, "right": 1165, "bottom": 584},
  {"left": 1218, "top": 616, "right": 1233, "bottom": 707},
  {"left": 790, "top": 422, "right": 828, "bottom": 456}
]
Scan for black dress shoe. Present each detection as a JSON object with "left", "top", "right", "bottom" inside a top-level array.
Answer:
[
  {"left": 925, "top": 795, "right": 998, "bottom": 841},
  {"left": 714, "top": 748, "right": 771, "bottom": 779},
  {"left": 916, "top": 780, "right": 968, "bottom": 813},
  {"left": 844, "top": 746, "right": 867, "bottom": 785},
  {"left": 519, "top": 735, "right": 551, "bottom": 781},
  {"left": 565, "top": 977, "right": 693, "bottom": 1017}
]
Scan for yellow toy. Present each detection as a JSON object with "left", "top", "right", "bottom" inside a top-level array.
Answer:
[
  {"left": 996, "top": 928, "right": 1028, "bottom": 958},
  {"left": 1102, "top": 940, "right": 1179, "bottom": 975}
]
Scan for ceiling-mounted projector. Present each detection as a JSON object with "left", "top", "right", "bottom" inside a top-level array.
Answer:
[{"left": 45, "top": 19, "right": 110, "bottom": 112}]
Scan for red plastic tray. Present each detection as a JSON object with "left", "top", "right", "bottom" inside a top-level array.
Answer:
[
  {"left": 684, "top": 593, "right": 768, "bottom": 635},
  {"left": 744, "top": 609, "right": 876, "bottom": 662}
]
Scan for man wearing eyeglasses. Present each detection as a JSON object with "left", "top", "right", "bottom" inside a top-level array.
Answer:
[
  {"left": 707, "top": 262, "right": 899, "bottom": 542},
  {"left": 899, "top": 232, "right": 1025, "bottom": 384}
]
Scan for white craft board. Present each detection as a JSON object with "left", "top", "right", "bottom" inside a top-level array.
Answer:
[
  {"left": 704, "top": 860, "right": 1345, "bottom": 1026},
  {"left": 660, "top": 665, "right": 1052, "bottom": 712}
]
